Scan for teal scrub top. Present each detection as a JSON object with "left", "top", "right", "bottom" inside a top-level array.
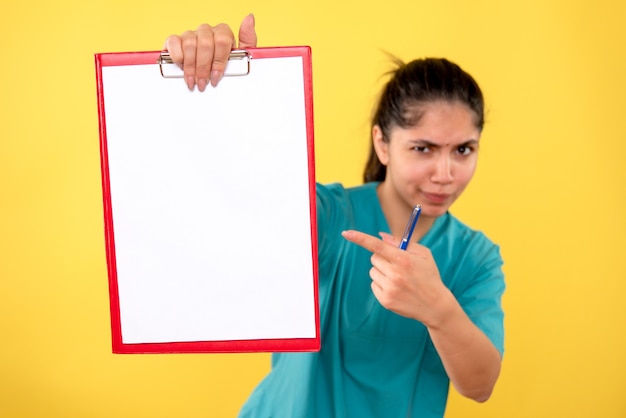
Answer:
[{"left": 239, "top": 182, "right": 505, "bottom": 418}]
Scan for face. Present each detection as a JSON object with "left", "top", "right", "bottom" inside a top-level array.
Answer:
[{"left": 374, "top": 101, "right": 481, "bottom": 220}]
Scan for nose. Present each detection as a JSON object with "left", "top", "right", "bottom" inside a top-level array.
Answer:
[{"left": 430, "top": 154, "right": 453, "bottom": 184}]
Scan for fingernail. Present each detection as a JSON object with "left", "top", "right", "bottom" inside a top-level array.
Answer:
[
  {"left": 197, "top": 78, "right": 208, "bottom": 92},
  {"left": 210, "top": 70, "right": 222, "bottom": 87},
  {"left": 186, "top": 76, "right": 195, "bottom": 91}
]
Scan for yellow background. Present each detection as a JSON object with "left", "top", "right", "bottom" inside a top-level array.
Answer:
[{"left": 1, "top": 0, "right": 625, "bottom": 417}]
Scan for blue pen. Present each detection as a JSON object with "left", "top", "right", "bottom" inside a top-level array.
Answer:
[{"left": 399, "top": 205, "right": 422, "bottom": 250}]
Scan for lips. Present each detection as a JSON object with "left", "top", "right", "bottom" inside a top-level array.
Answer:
[{"left": 422, "top": 192, "right": 451, "bottom": 204}]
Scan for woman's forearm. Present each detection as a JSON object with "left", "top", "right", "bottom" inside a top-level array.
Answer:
[{"left": 425, "top": 290, "right": 502, "bottom": 402}]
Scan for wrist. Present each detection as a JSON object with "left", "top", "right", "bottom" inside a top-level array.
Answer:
[{"left": 422, "top": 287, "right": 460, "bottom": 330}]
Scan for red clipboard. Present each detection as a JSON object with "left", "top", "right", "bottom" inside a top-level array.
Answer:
[{"left": 95, "top": 47, "right": 319, "bottom": 354}]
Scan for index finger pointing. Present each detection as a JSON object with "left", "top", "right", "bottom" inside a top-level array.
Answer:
[{"left": 342, "top": 230, "right": 396, "bottom": 258}]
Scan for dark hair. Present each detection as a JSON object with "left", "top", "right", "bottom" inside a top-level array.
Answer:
[{"left": 363, "top": 57, "right": 485, "bottom": 183}]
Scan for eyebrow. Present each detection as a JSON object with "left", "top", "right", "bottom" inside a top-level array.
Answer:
[{"left": 409, "top": 139, "right": 479, "bottom": 148}]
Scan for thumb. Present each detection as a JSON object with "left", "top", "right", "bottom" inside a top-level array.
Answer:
[{"left": 238, "top": 14, "right": 258, "bottom": 49}]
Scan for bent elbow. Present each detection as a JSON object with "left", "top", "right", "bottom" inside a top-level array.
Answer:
[
  {"left": 472, "top": 390, "right": 493, "bottom": 403},
  {"left": 457, "top": 384, "right": 495, "bottom": 403}
]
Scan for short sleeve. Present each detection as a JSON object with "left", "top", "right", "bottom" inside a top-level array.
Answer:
[
  {"left": 425, "top": 214, "right": 506, "bottom": 357},
  {"left": 456, "top": 239, "right": 506, "bottom": 356},
  {"left": 315, "top": 183, "right": 350, "bottom": 262}
]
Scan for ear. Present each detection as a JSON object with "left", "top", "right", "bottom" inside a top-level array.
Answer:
[{"left": 372, "top": 125, "right": 389, "bottom": 166}]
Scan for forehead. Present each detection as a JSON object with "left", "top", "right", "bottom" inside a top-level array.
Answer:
[
  {"left": 393, "top": 101, "right": 481, "bottom": 141},
  {"left": 404, "top": 100, "right": 478, "bottom": 125}
]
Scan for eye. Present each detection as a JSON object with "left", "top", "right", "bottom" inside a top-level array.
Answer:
[
  {"left": 456, "top": 145, "right": 474, "bottom": 156},
  {"left": 412, "top": 145, "right": 431, "bottom": 153}
]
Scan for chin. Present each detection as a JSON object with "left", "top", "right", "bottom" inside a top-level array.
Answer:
[{"left": 421, "top": 205, "right": 450, "bottom": 218}]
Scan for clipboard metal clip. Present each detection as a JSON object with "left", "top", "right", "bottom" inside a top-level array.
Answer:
[{"left": 157, "top": 50, "right": 251, "bottom": 78}]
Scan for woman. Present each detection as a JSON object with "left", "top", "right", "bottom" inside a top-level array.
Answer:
[{"left": 165, "top": 14, "right": 505, "bottom": 418}]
